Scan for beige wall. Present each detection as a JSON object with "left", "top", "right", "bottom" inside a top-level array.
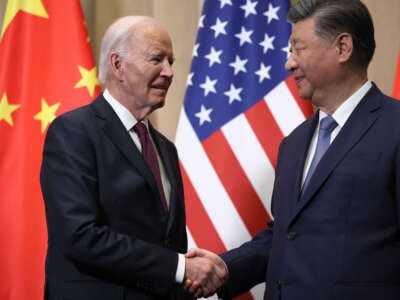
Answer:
[{"left": 1, "top": 1, "right": 399, "bottom": 140}]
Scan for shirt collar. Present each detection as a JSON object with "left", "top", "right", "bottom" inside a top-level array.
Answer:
[
  {"left": 319, "top": 80, "right": 372, "bottom": 127},
  {"left": 103, "top": 89, "right": 148, "bottom": 130}
]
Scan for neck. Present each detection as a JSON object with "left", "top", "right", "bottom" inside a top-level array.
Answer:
[
  {"left": 106, "top": 83, "right": 152, "bottom": 121},
  {"left": 314, "top": 70, "right": 368, "bottom": 115}
]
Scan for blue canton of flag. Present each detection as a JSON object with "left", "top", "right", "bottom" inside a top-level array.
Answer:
[{"left": 185, "top": 0, "right": 291, "bottom": 141}]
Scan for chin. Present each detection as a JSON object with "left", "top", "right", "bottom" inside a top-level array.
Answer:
[
  {"left": 153, "top": 99, "right": 165, "bottom": 110},
  {"left": 298, "top": 88, "right": 312, "bottom": 101}
]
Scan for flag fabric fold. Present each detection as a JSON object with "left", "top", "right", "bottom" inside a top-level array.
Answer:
[
  {"left": 393, "top": 50, "right": 400, "bottom": 100},
  {"left": 175, "top": 0, "right": 313, "bottom": 299},
  {"left": 0, "top": 1, "right": 100, "bottom": 299}
]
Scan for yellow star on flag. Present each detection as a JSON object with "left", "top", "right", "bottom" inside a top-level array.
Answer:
[
  {"left": 1, "top": 0, "right": 49, "bottom": 38},
  {"left": 0, "top": 93, "right": 21, "bottom": 126},
  {"left": 34, "top": 98, "right": 60, "bottom": 133},
  {"left": 74, "top": 66, "right": 100, "bottom": 97}
]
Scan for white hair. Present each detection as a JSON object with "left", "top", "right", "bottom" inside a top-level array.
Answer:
[{"left": 98, "top": 16, "right": 161, "bottom": 83}]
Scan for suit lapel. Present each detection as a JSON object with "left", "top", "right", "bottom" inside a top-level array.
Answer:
[
  {"left": 91, "top": 96, "right": 162, "bottom": 204},
  {"left": 291, "top": 86, "right": 382, "bottom": 220},
  {"left": 283, "top": 114, "right": 319, "bottom": 218},
  {"left": 148, "top": 123, "right": 176, "bottom": 221}
]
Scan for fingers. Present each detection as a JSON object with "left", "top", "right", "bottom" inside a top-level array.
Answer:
[
  {"left": 187, "top": 248, "right": 229, "bottom": 283},
  {"left": 185, "top": 247, "right": 204, "bottom": 258},
  {"left": 184, "top": 248, "right": 229, "bottom": 298}
]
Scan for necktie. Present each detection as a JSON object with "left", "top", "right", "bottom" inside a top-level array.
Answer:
[
  {"left": 134, "top": 122, "right": 168, "bottom": 212},
  {"left": 301, "top": 115, "right": 338, "bottom": 195}
]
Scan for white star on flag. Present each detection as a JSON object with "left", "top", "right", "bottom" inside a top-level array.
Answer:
[
  {"left": 229, "top": 55, "right": 248, "bottom": 75},
  {"left": 235, "top": 26, "right": 253, "bottom": 46},
  {"left": 195, "top": 105, "right": 213, "bottom": 125},
  {"left": 259, "top": 33, "right": 275, "bottom": 54},
  {"left": 241, "top": 0, "right": 258, "bottom": 18},
  {"left": 255, "top": 62, "right": 272, "bottom": 82},
  {"left": 205, "top": 46, "right": 223, "bottom": 67},
  {"left": 224, "top": 84, "right": 243, "bottom": 104},
  {"left": 210, "top": 18, "right": 228, "bottom": 38},
  {"left": 264, "top": 3, "right": 280, "bottom": 23},
  {"left": 200, "top": 75, "right": 218, "bottom": 96},
  {"left": 219, "top": 0, "right": 232, "bottom": 9}
]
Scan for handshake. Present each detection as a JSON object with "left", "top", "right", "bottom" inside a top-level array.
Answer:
[{"left": 184, "top": 248, "right": 229, "bottom": 298}]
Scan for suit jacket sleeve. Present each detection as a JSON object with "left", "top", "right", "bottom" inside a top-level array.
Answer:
[
  {"left": 40, "top": 110, "right": 180, "bottom": 296},
  {"left": 218, "top": 223, "right": 272, "bottom": 299}
]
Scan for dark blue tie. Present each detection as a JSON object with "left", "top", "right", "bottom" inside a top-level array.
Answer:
[
  {"left": 134, "top": 122, "right": 168, "bottom": 212},
  {"left": 301, "top": 115, "right": 337, "bottom": 195}
]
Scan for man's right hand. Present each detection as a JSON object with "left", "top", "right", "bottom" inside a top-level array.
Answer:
[{"left": 184, "top": 248, "right": 229, "bottom": 298}]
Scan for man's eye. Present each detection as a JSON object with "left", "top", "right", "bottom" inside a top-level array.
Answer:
[
  {"left": 294, "top": 47, "right": 305, "bottom": 54},
  {"left": 150, "top": 57, "right": 161, "bottom": 63}
]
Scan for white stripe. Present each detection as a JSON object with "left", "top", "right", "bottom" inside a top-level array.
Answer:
[
  {"left": 265, "top": 81, "right": 307, "bottom": 136},
  {"left": 186, "top": 227, "right": 197, "bottom": 250},
  {"left": 175, "top": 111, "right": 251, "bottom": 249},
  {"left": 250, "top": 283, "right": 266, "bottom": 299},
  {"left": 222, "top": 114, "right": 274, "bottom": 217}
]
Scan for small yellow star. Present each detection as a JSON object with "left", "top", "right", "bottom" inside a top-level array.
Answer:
[
  {"left": 0, "top": 93, "right": 21, "bottom": 126},
  {"left": 34, "top": 98, "right": 60, "bottom": 133},
  {"left": 1, "top": 0, "right": 49, "bottom": 38},
  {"left": 74, "top": 66, "right": 100, "bottom": 97}
]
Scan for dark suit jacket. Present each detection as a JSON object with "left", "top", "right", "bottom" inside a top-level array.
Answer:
[
  {"left": 40, "top": 95, "right": 192, "bottom": 300},
  {"left": 219, "top": 84, "right": 400, "bottom": 300}
]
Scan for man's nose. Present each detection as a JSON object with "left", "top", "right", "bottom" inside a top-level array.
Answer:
[
  {"left": 161, "top": 60, "right": 173, "bottom": 78},
  {"left": 285, "top": 54, "right": 297, "bottom": 72}
]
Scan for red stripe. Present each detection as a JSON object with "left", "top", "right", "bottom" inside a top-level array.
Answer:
[
  {"left": 180, "top": 162, "right": 226, "bottom": 253},
  {"left": 393, "top": 51, "right": 400, "bottom": 100},
  {"left": 202, "top": 131, "right": 270, "bottom": 236},
  {"left": 236, "top": 294, "right": 256, "bottom": 300},
  {"left": 245, "top": 100, "right": 284, "bottom": 168},
  {"left": 285, "top": 76, "right": 314, "bottom": 118},
  {"left": 182, "top": 162, "right": 255, "bottom": 299}
]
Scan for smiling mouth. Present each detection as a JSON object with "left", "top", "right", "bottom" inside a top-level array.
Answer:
[
  {"left": 152, "top": 82, "right": 170, "bottom": 90},
  {"left": 294, "top": 76, "right": 305, "bottom": 86}
]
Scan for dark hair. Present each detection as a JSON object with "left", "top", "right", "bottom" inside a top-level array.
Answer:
[{"left": 287, "top": 0, "right": 375, "bottom": 68}]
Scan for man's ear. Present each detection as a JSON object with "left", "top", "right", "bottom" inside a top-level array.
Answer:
[
  {"left": 110, "top": 52, "right": 124, "bottom": 80},
  {"left": 335, "top": 32, "right": 353, "bottom": 63}
]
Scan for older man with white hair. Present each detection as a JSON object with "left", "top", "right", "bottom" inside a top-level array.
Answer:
[{"left": 40, "top": 16, "right": 227, "bottom": 300}]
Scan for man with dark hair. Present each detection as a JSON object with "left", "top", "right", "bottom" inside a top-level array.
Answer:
[{"left": 186, "top": 1, "right": 400, "bottom": 299}]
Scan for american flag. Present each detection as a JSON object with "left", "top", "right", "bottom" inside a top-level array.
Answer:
[{"left": 175, "top": 0, "right": 313, "bottom": 298}]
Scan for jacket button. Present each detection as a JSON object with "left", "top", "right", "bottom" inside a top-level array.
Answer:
[{"left": 287, "top": 231, "right": 297, "bottom": 240}]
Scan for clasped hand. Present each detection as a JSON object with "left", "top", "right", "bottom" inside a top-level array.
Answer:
[{"left": 184, "top": 248, "right": 228, "bottom": 298}]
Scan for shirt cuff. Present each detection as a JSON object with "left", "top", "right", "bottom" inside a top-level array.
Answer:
[{"left": 175, "top": 253, "right": 185, "bottom": 283}]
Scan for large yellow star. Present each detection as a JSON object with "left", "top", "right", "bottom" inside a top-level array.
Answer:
[
  {"left": 0, "top": 93, "right": 21, "bottom": 126},
  {"left": 34, "top": 98, "right": 60, "bottom": 133},
  {"left": 1, "top": 0, "right": 49, "bottom": 38},
  {"left": 74, "top": 66, "right": 100, "bottom": 97}
]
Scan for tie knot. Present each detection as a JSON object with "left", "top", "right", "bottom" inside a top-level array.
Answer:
[
  {"left": 134, "top": 122, "right": 148, "bottom": 136},
  {"left": 320, "top": 115, "right": 337, "bottom": 133}
]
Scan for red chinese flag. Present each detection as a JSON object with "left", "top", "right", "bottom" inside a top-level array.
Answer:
[
  {"left": 393, "top": 50, "right": 400, "bottom": 100},
  {"left": 0, "top": 1, "right": 101, "bottom": 299}
]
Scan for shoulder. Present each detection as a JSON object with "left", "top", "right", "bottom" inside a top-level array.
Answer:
[{"left": 50, "top": 95, "right": 106, "bottom": 129}]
